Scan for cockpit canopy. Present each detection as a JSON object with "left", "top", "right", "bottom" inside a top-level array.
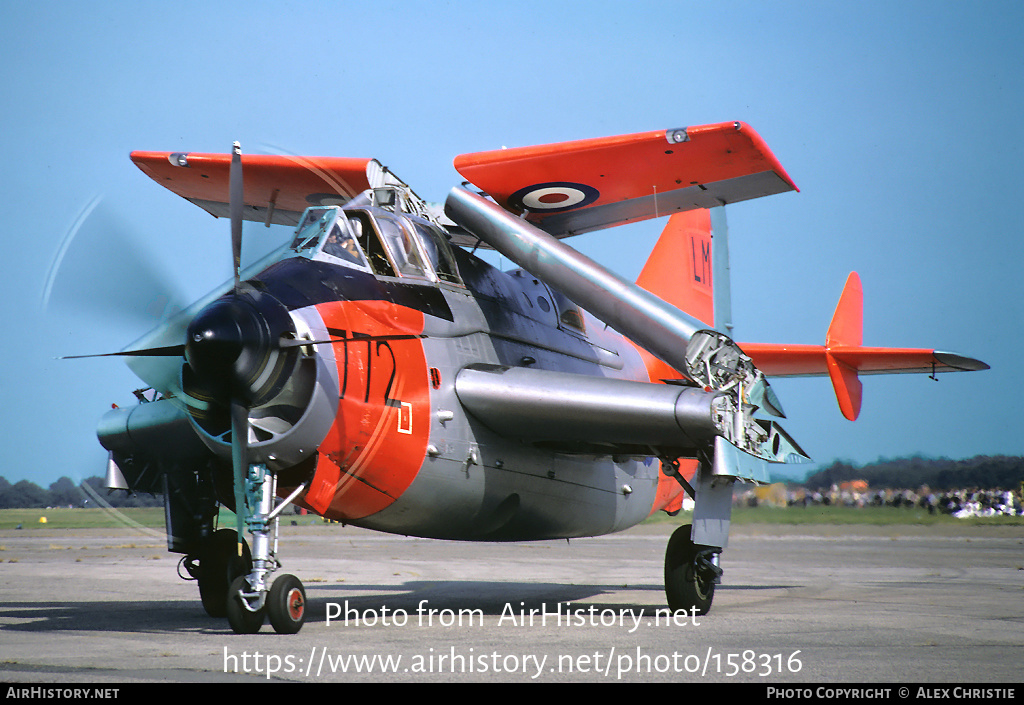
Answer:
[{"left": 290, "top": 205, "right": 461, "bottom": 285}]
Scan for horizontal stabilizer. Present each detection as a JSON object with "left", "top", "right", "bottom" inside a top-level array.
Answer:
[
  {"left": 741, "top": 344, "right": 989, "bottom": 377},
  {"left": 740, "top": 272, "right": 989, "bottom": 420}
]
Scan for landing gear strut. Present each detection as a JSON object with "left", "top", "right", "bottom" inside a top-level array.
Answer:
[
  {"left": 664, "top": 523, "right": 721, "bottom": 616},
  {"left": 225, "top": 463, "right": 308, "bottom": 634}
]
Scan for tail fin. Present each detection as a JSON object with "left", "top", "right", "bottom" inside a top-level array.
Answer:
[
  {"left": 826, "top": 272, "right": 864, "bottom": 421},
  {"left": 637, "top": 207, "right": 731, "bottom": 332}
]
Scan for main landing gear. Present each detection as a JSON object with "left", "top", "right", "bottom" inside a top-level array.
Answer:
[
  {"left": 195, "top": 528, "right": 252, "bottom": 618},
  {"left": 664, "top": 523, "right": 721, "bottom": 616},
  {"left": 203, "top": 464, "right": 308, "bottom": 634},
  {"left": 660, "top": 448, "right": 740, "bottom": 617}
]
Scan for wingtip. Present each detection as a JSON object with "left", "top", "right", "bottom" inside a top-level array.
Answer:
[
  {"left": 730, "top": 120, "right": 800, "bottom": 193},
  {"left": 933, "top": 351, "right": 990, "bottom": 372}
]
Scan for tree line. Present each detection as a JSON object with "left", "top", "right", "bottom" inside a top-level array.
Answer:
[
  {"left": 802, "top": 455, "right": 1024, "bottom": 491},
  {"left": 0, "top": 475, "right": 162, "bottom": 509}
]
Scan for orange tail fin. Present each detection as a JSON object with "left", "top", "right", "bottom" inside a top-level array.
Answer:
[
  {"left": 636, "top": 209, "right": 716, "bottom": 328},
  {"left": 825, "top": 272, "right": 864, "bottom": 421}
]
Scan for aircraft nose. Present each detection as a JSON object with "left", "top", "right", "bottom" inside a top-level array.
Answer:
[
  {"left": 186, "top": 300, "right": 246, "bottom": 381},
  {"left": 184, "top": 289, "right": 297, "bottom": 407}
]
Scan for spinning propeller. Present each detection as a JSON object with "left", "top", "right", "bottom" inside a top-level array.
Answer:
[
  {"left": 58, "top": 144, "right": 302, "bottom": 551},
  {"left": 43, "top": 197, "right": 191, "bottom": 345},
  {"left": 180, "top": 143, "right": 301, "bottom": 552}
]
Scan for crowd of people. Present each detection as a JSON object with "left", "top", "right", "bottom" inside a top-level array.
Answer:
[{"left": 740, "top": 483, "right": 1024, "bottom": 518}]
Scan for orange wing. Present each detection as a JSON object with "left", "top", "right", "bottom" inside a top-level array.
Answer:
[
  {"left": 131, "top": 151, "right": 378, "bottom": 226},
  {"left": 454, "top": 121, "right": 798, "bottom": 237}
]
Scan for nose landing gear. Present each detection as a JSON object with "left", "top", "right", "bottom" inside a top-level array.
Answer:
[{"left": 224, "top": 464, "right": 309, "bottom": 634}]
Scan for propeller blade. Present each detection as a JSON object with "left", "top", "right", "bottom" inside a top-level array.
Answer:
[
  {"left": 230, "top": 142, "right": 244, "bottom": 292},
  {"left": 60, "top": 344, "right": 186, "bottom": 360},
  {"left": 43, "top": 197, "right": 188, "bottom": 332},
  {"left": 230, "top": 399, "right": 250, "bottom": 554}
]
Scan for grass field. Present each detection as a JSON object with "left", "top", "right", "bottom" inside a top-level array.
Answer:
[
  {"left": 0, "top": 507, "right": 167, "bottom": 531},
  {"left": 0, "top": 507, "right": 245, "bottom": 531},
  {"left": 1, "top": 504, "right": 1020, "bottom": 531}
]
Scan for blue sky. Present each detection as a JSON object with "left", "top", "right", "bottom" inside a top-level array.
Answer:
[{"left": 2, "top": 1, "right": 1021, "bottom": 487}]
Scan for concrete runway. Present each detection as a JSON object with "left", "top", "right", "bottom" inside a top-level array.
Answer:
[{"left": 1, "top": 520, "right": 1022, "bottom": 683}]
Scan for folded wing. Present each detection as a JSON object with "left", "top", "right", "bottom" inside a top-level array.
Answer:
[
  {"left": 131, "top": 152, "right": 390, "bottom": 226},
  {"left": 454, "top": 121, "right": 798, "bottom": 238}
]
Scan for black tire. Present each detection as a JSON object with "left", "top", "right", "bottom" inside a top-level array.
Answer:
[
  {"left": 226, "top": 575, "right": 265, "bottom": 634},
  {"left": 267, "top": 574, "right": 306, "bottom": 635},
  {"left": 198, "top": 529, "right": 252, "bottom": 618},
  {"left": 664, "top": 523, "right": 716, "bottom": 616}
]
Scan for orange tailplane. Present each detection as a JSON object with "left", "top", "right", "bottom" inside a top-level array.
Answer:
[{"left": 741, "top": 272, "right": 988, "bottom": 421}]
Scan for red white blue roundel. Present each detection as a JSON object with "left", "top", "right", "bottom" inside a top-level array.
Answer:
[{"left": 508, "top": 182, "right": 599, "bottom": 213}]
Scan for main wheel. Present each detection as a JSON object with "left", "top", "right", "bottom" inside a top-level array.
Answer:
[
  {"left": 226, "top": 575, "right": 265, "bottom": 634},
  {"left": 267, "top": 574, "right": 306, "bottom": 634},
  {"left": 198, "top": 529, "right": 252, "bottom": 618},
  {"left": 664, "top": 523, "right": 717, "bottom": 615}
]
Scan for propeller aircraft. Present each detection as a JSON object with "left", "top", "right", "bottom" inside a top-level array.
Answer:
[{"left": 82, "top": 122, "right": 987, "bottom": 633}]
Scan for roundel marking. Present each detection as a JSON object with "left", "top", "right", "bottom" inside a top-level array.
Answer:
[{"left": 508, "top": 182, "right": 599, "bottom": 213}]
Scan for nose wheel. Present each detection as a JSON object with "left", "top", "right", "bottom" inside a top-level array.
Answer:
[
  {"left": 226, "top": 574, "right": 266, "bottom": 633},
  {"left": 267, "top": 574, "right": 306, "bottom": 634},
  {"left": 226, "top": 573, "right": 307, "bottom": 634}
]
